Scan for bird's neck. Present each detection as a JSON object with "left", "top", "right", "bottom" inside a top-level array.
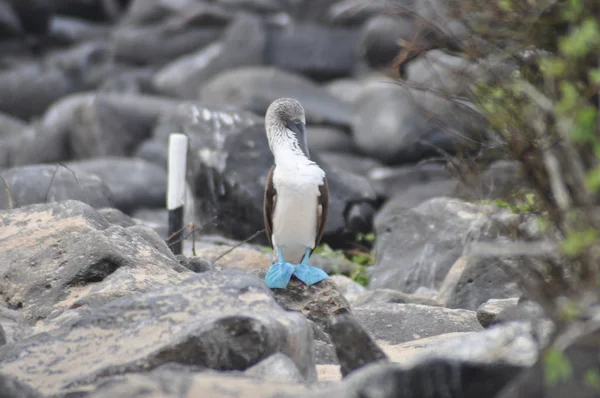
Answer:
[{"left": 273, "top": 144, "right": 312, "bottom": 169}]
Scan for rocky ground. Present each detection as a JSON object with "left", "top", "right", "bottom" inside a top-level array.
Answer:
[{"left": 1, "top": 1, "right": 600, "bottom": 398}]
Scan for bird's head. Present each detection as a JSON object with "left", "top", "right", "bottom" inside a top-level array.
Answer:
[{"left": 265, "top": 98, "right": 310, "bottom": 159}]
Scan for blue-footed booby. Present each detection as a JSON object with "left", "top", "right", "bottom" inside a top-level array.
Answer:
[{"left": 263, "top": 98, "right": 330, "bottom": 289}]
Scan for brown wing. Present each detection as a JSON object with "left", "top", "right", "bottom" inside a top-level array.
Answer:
[
  {"left": 315, "top": 176, "right": 329, "bottom": 246},
  {"left": 263, "top": 164, "right": 276, "bottom": 247}
]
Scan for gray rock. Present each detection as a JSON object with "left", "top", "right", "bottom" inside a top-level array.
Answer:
[
  {"left": 327, "top": 0, "right": 388, "bottom": 26},
  {"left": 153, "top": 12, "right": 266, "bottom": 99},
  {"left": 358, "top": 13, "right": 418, "bottom": 69},
  {"left": 315, "top": 340, "right": 339, "bottom": 365},
  {"left": 133, "top": 139, "right": 168, "bottom": 169},
  {"left": 48, "top": 15, "right": 112, "bottom": 45},
  {"left": 320, "top": 152, "right": 383, "bottom": 179},
  {"left": 330, "top": 275, "right": 367, "bottom": 304},
  {"left": 370, "top": 197, "right": 526, "bottom": 293},
  {"left": 353, "top": 289, "right": 442, "bottom": 308},
  {"left": 0, "top": 306, "right": 32, "bottom": 345},
  {"left": 496, "top": 322, "right": 600, "bottom": 398},
  {"left": 0, "top": 270, "right": 315, "bottom": 395},
  {"left": 0, "top": 41, "right": 113, "bottom": 120},
  {"left": 176, "top": 254, "right": 215, "bottom": 273},
  {"left": 352, "top": 80, "right": 473, "bottom": 164},
  {"left": 50, "top": 0, "right": 124, "bottom": 21},
  {"left": 0, "top": 110, "right": 26, "bottom": 141},
  {"left": 438, "top": 256, "right": 523, "bottom": 311},
  {"left": 328, "top": 312, "right": 389, "bottom": 377},
  {"left": 352, "top": 303, "right": 483, "bottom": 344},
  {"left": 67, "top": 93, "right": 181, "bottom": 159},
  {"left": 66, "top": 157, "right": 168, "bottom": 213},
  {"left": 477, "top": 298, "right": 520, "bottom": 328},
  {"left": 7, "top": 0, "right": 52, "bottom": 35},
  {"left": 245, "top": 353, "right": 305, "bottom": 383},
  {"left": 317, "top": 358, "right": 523, "bottom": 398},
  {"left": 112, "top": 22, "right": 223, "bottom": 66},
  {"left": 83, "top": 367, "right": 310, "bottom": 398},
  {"left": 0, "top": 164, "right": 113, "bottom": 210},
  {"left": 368, "top": 162, "right": 457, "bottom": 203},
  {"left": 198, "top": 66, "right": 353, "bottom": 127},
  {"left": 267, "top": 276, "right": 351, "bottom": 331},
  {"left": 156, "top": 103, "right": 376, "bottom": 246},
  {"left": 306, "top": 126, "right": 357, "bottom": 153},
  {"left": 123, "top": 0, "right": 233, "bottom": 26},
  {"left": 0, "top": 373, "right": 43, "bottom": 398},
  {"left": 0, "top": 0, "right": 22, "bottom": 38},
  {"left": 0, "top": 200, "right": 189, "bottom": 322},
  {"left": 265, "top": 21, "right": 360, "bottom": 80},
  {"left": 97, "top": 66, "right": 156, "bottom": 94},
  {"left": 98, "top": 207, "right": 137, "bottom": 228},
  {"left": 0, "top": 322, "right": 5, "bottom": 346},
  {"left": 324, "top": 78, "right": 364, "bottom": 105}
]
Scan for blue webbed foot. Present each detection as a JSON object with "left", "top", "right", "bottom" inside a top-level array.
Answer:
[
  {"left": 265, "top": 261, "right": 295, "bottom": 289},
  {"left": 292, "top": 247, "right": 329, "bottom": 286},
  {"left": 293, "top": 263, "right": 329, "bottom": 286}
]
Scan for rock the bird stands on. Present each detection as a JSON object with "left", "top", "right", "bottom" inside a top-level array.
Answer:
[
  {"left": 263, "top": 98, "right": 330, "bottom": 289},
  {"left": 167, "top": 133, "right": 188, "bottom": 255}
]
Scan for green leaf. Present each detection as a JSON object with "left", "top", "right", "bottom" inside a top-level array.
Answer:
[
  {"left": 571, "top": 106, "right": 598, "bottom": 143},
  {"left": 586, "top": 164, "right": 600, "bottom": 193},
  {"left": 539, "top": 57, "right": 567, "bottom": 77},
  {"left": 562, "top": 0, "right": 583, "bottom": 21},
  {"left": 584, "top": 369, "right": 600, "bottom": 391},
  {"left": 561, "top": 228, "right": 598, "bottom": 256},
  {"left": 559, "top": 18, "right": 600, "bottom": 58},
  {"left": 543, "top": 348, "right": 572, "bottom": 386},
  {"left": 590, "top": 68, "right": 600, "bottom": 85},
  {"left": 556, "top": 81, "right": 579, "bottom": 115}
]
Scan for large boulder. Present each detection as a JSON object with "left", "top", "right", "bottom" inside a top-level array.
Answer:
[
  {"left": 152, "top": 12, "right": 266, "bottom": 99},
  {"left": 0, "top": 200, "right": 189, "bottom": 322},
  {"left": 352, "top": 303, "right": 483, "bottom": 344},
  {"left": 198, "top": 66, "right": 353, "bottom": 127},
  {"left": 0, "top": 164, "right": 113, "bottom": 210},
  {"left": 66, "top": 157, "right": 168, "bottom": 214},
  {"left": 265, "top": 21, "right": 360, "bottom": 80},
  {"left": 370, "top": 197, "right": 529, "bottom": 293},
  {"left": 0, "top": 270, "right": 316, "bottom": 395},
  {"left": 0, "top": 41, "right": 115, "bottom": 120}
]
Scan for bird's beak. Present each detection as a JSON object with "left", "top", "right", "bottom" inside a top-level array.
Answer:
[{"left": 286, "top": 120, "right": 310, "bottom": 159}]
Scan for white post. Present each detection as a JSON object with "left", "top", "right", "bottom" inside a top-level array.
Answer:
[{"left": 167, "top": 133, "right": 188, "bottom": 255}]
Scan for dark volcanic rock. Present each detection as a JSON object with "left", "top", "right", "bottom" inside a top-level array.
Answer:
[
  {"left": 496, "top": 322, "right": 600, "bottom": 398},
  {"left": 352, "top": 303, "right": 483, "bottom": 345},
  {"left": 0, "top": 164, "right": 113, "bottom": 210},
  {"left": 8, "top": 0, "right": 53, "bottom": 35},
  {"left": 82, "top": 367, "right": 310, "bottom": 398},
  {"left": 153, "top": 12, "right": 266, "bottom": 99},
  {"left": 352, "top": 80, "right": 478, "bottom": 165},
  {"left": 328, "top": 312, "right": 389, "bottom": 377},
  {"left": 113, "top": 22, "right": 223, "bottom": 66},
  {"left": 368, "top": 162, "right": 457, "bottom": 204},
  {"left": 438, "top": 256, "right": 523, "bottom": 311},
  {"left": 0, "top": 111, "right": 26, "bottom": 140},
  {"left": 0, "top": 270, "right": 316, "bottom": 395},
  {"left": 370, "top": 197, "right": 524, "bottom": 293},
  {"left": 66, "top": 157, "right": 168, "bottom": 213},
  {"left": 0, "top": 306, "right": 32, "bottom": 345},
  {"left": 353, "top": 289, "right": 442, "bottom": 308},
  {"left": 321, "top": 359, "right": 523, "bottom": 398},
  {"left": 0, "top": 373, "right": 43, "bottom": 398},
  {"left": 268, "top": 277, "right": 351, "bottom": 331},
  {"left": 0, "top": 41, "right": 114, "bottom": 120},
  {"left": 0, "top": 200, "right": 189, "bottom": 322},
  {"left": 0, "top": 0, "right": 22, "bottom": 38},
  {"left": 265, "top": 21, "right": 360, "bottom": 80},
  {"left": 68, "top": 93, "right": 181, "bottom": 159},
  {"left": 306, "top": 126, "right": 357, "bottom": 153},
  {"left": 48, "top": 15, "right": 112, "bottom": 46},
  {"left": 198, "top": 66, "right": 353, "bottom": 127},
  {"left": 50, "top": 0, "right": 123, "bottom": 21}
]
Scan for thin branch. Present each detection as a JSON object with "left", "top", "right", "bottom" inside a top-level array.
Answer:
[{"left": 212, "top": 228, "right": 266, "bottom": 265}]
